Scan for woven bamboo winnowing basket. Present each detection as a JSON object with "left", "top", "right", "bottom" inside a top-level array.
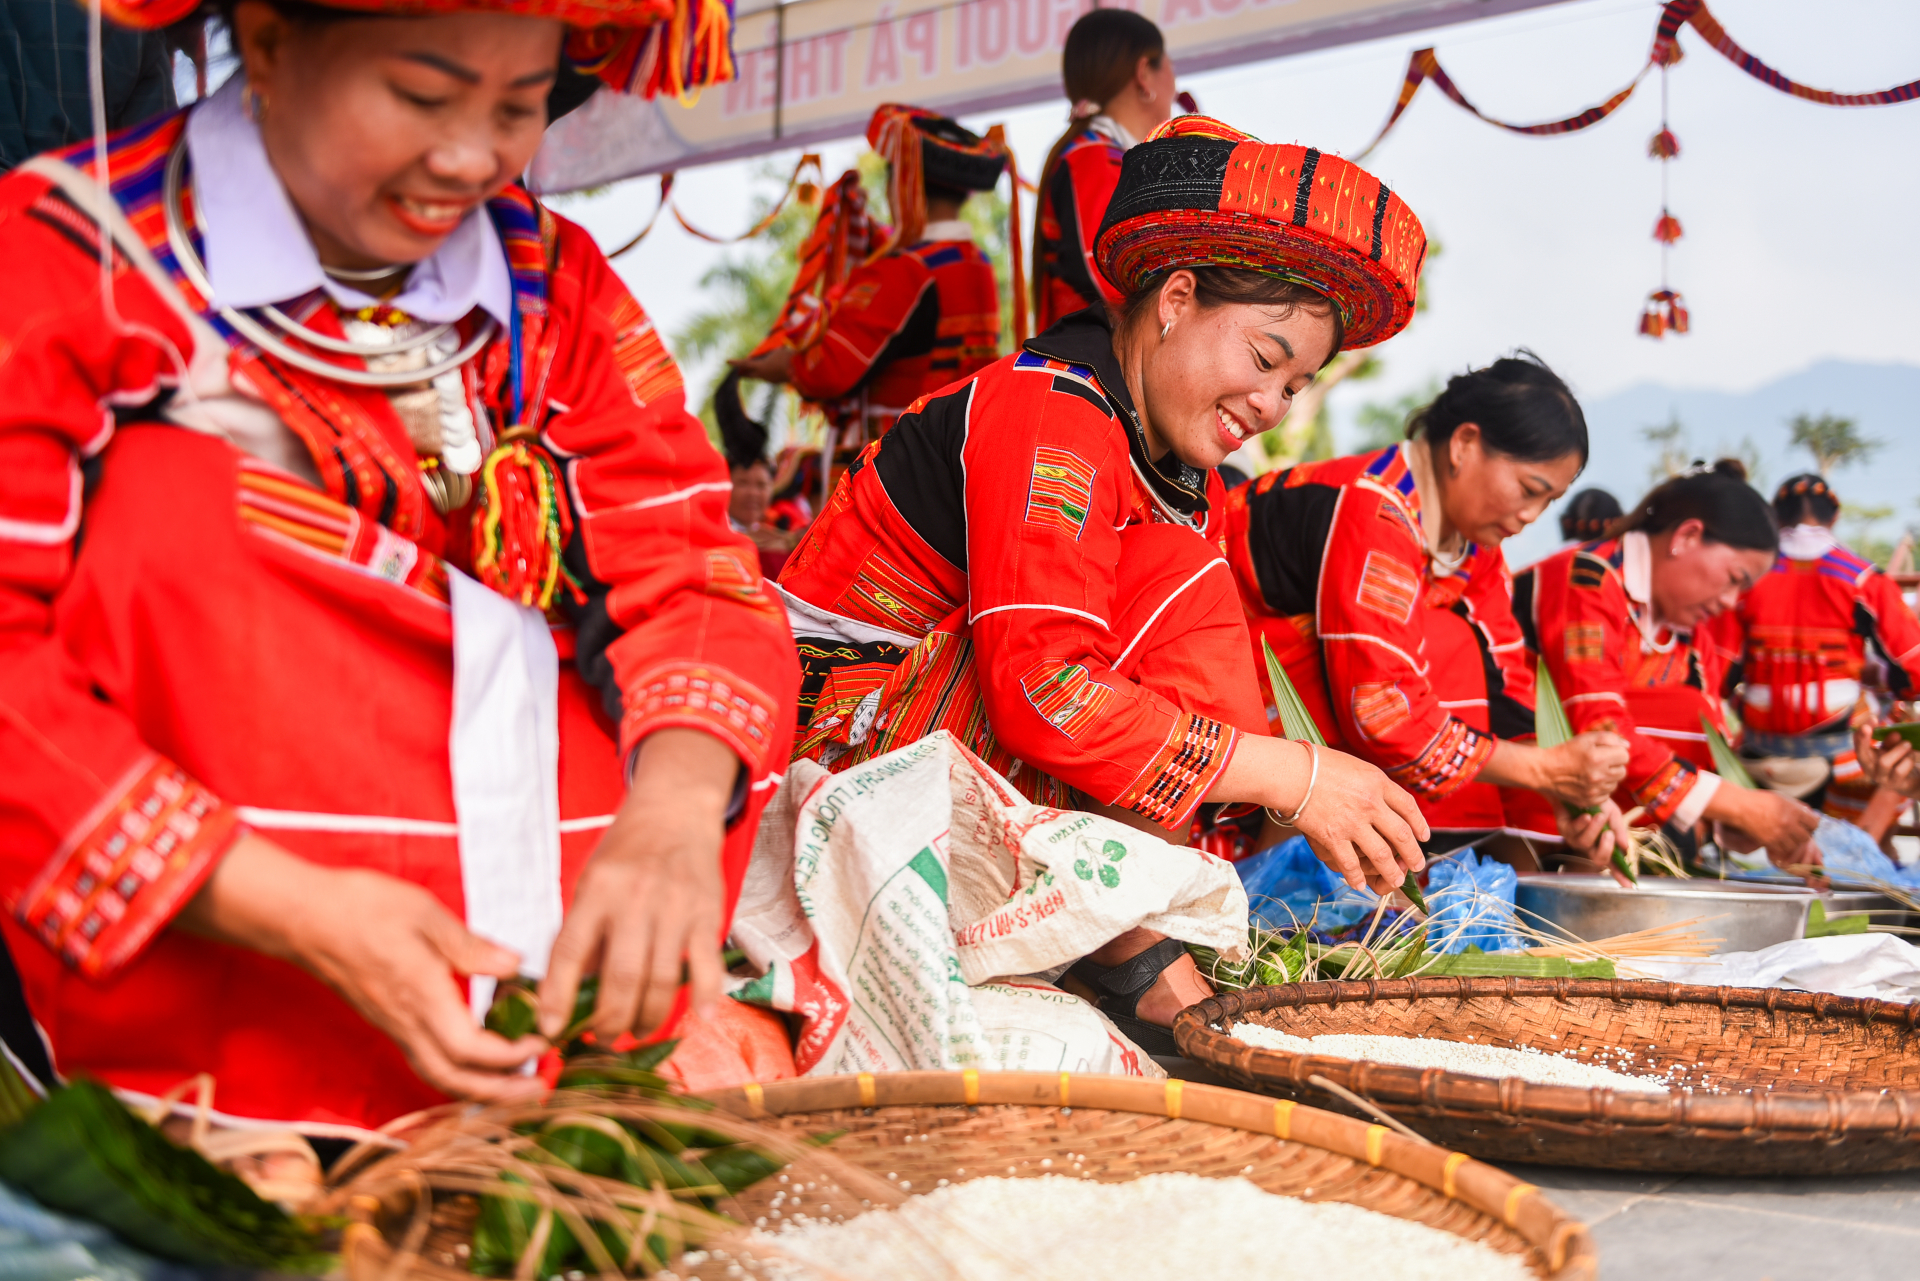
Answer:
[
  {"left": 1174, "top": 977, "right": 1920, "bottom": 1176},
  {"left": 339, "top": 1071, "right": 1596, "bottom": 1280}
]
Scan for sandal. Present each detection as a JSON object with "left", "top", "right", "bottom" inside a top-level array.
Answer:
[{"left": 1063, "top": 937, "right": 1193, "bottom": 1058}]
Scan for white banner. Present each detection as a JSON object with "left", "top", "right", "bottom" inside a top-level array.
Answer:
[{"left": 531, "top": 0, "right": 1574, "bottom": 192}]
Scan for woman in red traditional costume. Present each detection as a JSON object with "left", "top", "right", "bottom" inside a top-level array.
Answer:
[
  {"left": 1720, "top": 474, "right": 1920, "bottom": 822},
  {"left": 778, "top": 117, "right": 1431, "bottom": 1052},
  {"left": 731, "top": 105, "right": 1007, "bottom": 447},
  {"left": 1224, "top": 356, "right": 1631, "bottom": 850},
  {"left": 1031, "top": 8, "right": 1173, "bottom": 331},
  {"left": 1515, "top": 462, "right": 1819, "bottom": 865},
  {"left": 0, "top": 0, "right": 798, "bottom": 1134}
]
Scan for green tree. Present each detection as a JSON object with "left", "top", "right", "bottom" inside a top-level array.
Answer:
[
  {"left": 1841, "top": 501, "right": 1898, "bottom": 568},
  {"left": 1789, "top": 412, "right": 1880, "bottom": 476},
  {"left": 1642, "top": 414, "right": 1690, "bottom": 483},
  {"left": 1353, "top": 378, "right": 1442, "bottom": 452}
]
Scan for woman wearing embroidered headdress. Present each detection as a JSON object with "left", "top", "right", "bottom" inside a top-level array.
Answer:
[
  {"left": 1224, "top": 357, "right": 1632, "bottom": 852},
  {"left": 1031, "top": 8, "right": 1174, "bottom": 331},
  {"left": 777, "top": 117, "right": 1433, "bottom": 1052},
  {"left": 1514, "top": 462, "right": 1820, "bottom": 867},
  {"left": 1722, "top": 473, "right": 1920, "bottom": 823},
  {"left": 0, "top": 0, "right": 798, "bottom": 1132},
  {"left": 731, "top": 104, "right": 1008, "bottom": 448}
]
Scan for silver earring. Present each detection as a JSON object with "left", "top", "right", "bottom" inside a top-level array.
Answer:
[
  {"left": 1160, "top": 321, "right": 1172, "bottom": 340},
  {"left": 242, "top": 84, "right": 263, "bottom": 123}
]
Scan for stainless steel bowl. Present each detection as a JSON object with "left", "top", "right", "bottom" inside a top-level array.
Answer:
[{"left": 1513, "top": 875, "right": 1894, "bottom": 955}]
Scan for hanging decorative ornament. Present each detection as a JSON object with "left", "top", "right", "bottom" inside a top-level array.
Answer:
[{"left": 1640, "top": 38, "right": 1688, "bottom": 340}]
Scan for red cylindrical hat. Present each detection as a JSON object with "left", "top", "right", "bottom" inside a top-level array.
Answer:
[{"left": 1094, "top": 116, "right": 1426, "bottom": 349}]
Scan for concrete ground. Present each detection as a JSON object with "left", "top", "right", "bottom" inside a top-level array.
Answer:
[{"left": 1501, "top": 1162, "right": 1920, "bottom": 1281}]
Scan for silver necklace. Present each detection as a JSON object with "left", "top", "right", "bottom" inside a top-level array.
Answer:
[
  {"left": 162, "top": 137, "right": 496, "bottom": 387},
  {"left": 321, "top": 261, "right": 406, "bottom": 282}
]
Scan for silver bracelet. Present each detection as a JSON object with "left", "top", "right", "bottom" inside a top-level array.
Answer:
[{"left": 1267, "top": 741, "right": 1320, "bottom": 827}]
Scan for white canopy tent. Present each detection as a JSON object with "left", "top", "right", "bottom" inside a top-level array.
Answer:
[{"left": 530, "top": 0, "right": 1577, "bottom": 192}]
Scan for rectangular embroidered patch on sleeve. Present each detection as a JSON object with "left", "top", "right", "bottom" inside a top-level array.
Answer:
[
  {"left": 1024, "top": 446, "right": 1098, "bottom": 540},
  {"left": 1019, "top": 658, "right": 1116, "bottom": 740},
  {"left": 1351, "top": 681, "right": 1413, "bottom": 742},
  {"left": 15, "top": 755, "right": 240, "bottom": 980},
  {"left": 621, "top": 662, "right": 780, "bottom": 768},
  {"left": 1386, "top": 717, "right": 1496, "bottom": 800},
  {"left": 1120, "top": 714, "right": 1232, "bottom": 829},
  {"left": 1564, "top": 622, "right": 1607, "bottom": 664},
  {"left": 1356, "top": 549, "right": 1420, "bottom": 624}
]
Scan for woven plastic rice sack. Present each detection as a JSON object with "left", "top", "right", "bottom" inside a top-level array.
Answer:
[{"left": 729, "top": 732, "right": 1250, "bottom": 1077}]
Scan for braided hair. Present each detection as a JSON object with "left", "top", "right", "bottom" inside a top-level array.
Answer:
[
  {"left": 1559, "top": 488, "right": 1623, "bottom": 542},
  {"left": 1773, "top": 472, "right": 1840, "bottom": 526}
]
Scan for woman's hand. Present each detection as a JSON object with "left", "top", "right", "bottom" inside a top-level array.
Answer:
[
  {"left": 1713, "top": 785, "right": 1821, "bottom": 870},
  {"left": 1856, "top": 725, "right": 1920, "bottom": 799},
  {"left": 1556, "top": 800, "right": 1636, "bottom": 885},
  {"left": 177, "top": 835, "right": 545, "bottom": 1101},
  {"left": 1284, "top": 744, "right": 1429, "bottom": 894},
  {"left": 1535, "top": 731, "right": 1630, "bottom": 808},
  {"left": 538, "top": 728, "right": 740, "bottom": 1045},
  {"left": 728, "top": 347, "right": 795, "bottom": 385}
]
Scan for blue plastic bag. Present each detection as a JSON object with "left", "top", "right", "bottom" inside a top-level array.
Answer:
[
  {"left": 1234, "top": 835, "right": 1380, "bottom": 932},
  {"left": 1422, "top": 850, "right": 1528, "bottom": 954},
  {"left": 1815, "top": 815, "right": 1920, "bottom": 890}
]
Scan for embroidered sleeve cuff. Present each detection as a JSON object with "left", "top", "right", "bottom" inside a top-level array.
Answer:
[
  {"left": 1632, "top": 756, "right": 1698, "bottom": 827},
  {"left": 619, "top": 662, "right": 783, "bottom": 778},
  {"left": 1115, "top": 715, "right": 1237, "bottom": 833},
  {"left": 1387, "top": 717, "right": 1497, "bottom": 800},
  {"left": 12, "top": 755, "right": 242, "bottom": 980},
  {"left": 1669, "top": 769, "right": 1721, "bottom": 831}
]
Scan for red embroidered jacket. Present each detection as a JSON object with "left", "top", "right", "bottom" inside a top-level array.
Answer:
[
  {"left": 1222, "top": 446, "right": 1523, "bottom": 816},
  {"left": 779, "top": 308, "right": 1245, "bottom": 830},
  {"left": 1515, "top": 535, "right": 1732, "bottom": 826},
  {"left": 788, "top": 234, "right": 1001, "bottom": 433},
  {"left": 0, "top": 112, "right": 797, "bottom": 1130},
  {"left": 1034, "top": 127, "right": 1126, "bottom": 331},
  {"left": 1723, "top": 535, "right": 1920, "bottom": 737}
]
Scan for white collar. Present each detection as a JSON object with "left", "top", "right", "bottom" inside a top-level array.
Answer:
[
  {"left": 184, "top": 77, "right": 513, "bottom": 328},
  {"left": 1400, "top": 440, "right": 1469, "bottom": 577},
  {"left": 1778, "top": 523, "right": 1837, "bottom": 561},
  {"left": 1621, "top": 530, "right": 1683, "bottom": 651},
  {"left": 1087, "top": 115, "right": 1139, "bottom": 150},
  {"left": 918, "top": 220, "right": 975, "bottom": 243}
]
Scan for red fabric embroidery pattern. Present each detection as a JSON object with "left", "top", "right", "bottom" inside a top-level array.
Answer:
[
  {"left": 1351, "top": 680, "right": 1412, "bottom": 742},
  {"left": 13, "top": 755, "right": 239, "bottom": 979},
  {"left": 1120, "top": 714, "right": 1231, "bottom": 827},
  {"left": 621, "top": 662, "right": 780, "bottom": 762},
  {"left": 236, "top": 459, "right": 450, "bottom": 604},
  {"left": 1025, "top": 446, "right": 1098, "bottom": 541},
  {"left": 607, "top": 292, "right": 684, "bottom": 409},
  {"left": 1633, "top": 757, "right": 1694, "bottom": 825},
  {"left": 1387, "top": 716, "right": 1494, "bottom": 800},
  {"left": 1356, "top": 549, "right": 1420, "bottom": 623},
  {"left": 1375, "top": 495, "right": 1416, "bottom": 537},
  {"left": 834, "top": 550, "right": 957, "bottom": 636},
  {"left": 1020, "top": 658, "right": 1116, "bottom": 740},
  {"left": 1564, "top": 621, "right": 1607, "bottom": 664},
  {"left": 703, "top": 548, "right": 782, "bottom": 620}
]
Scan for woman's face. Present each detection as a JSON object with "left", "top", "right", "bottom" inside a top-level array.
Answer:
[
  {"left": 1434, "top": 424, "right": 1582, "bottom": 547},
  {"left": 729, "top": 462, "right": 772, "bottom": 528},
  {"left": 233, "top": 3, "right": 563, "bottom": 269},
  {"left": 1130, "top": 271, "right": 1338, "bottom": 472},
  {"left": 1648, "top": 519, "right": 1776, "bottom": 627},
  {"left": 1139, "top": 53, "right": 1178, "bottom": 129}
]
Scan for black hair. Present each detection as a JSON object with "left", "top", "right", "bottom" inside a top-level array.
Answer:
[
  {"left": 1409, "top": 351, "right": 1588, "bottom": 467},
  {"left": 924, "top": 181, "right": 973, "bottom": 208},
  {"left": 1116, "top": 266, "right": 1345, "bottom": 359},
  {"left": 1773, "top": 472, "right": 1840, "bottom": 526},
  {"left": 1559, "top": 488, "right": 1622, "bottom": 542},
  {"left": 712, "top": 370, "right": 769, "bottom": 471},
  {"left": 1615, "top": 458, "right": 1778, "bottom": 551}
]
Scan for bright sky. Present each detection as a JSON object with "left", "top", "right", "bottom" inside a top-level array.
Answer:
[{"left": 552, "top": 0, "right": 1920, "bottom": 425}]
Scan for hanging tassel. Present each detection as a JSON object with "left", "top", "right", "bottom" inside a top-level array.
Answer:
[
  {"left": 471, "top": 426, "right": 585, "bottom": 611},
  {"left": 1648, "top": 129, "right": 1680, "bottom": 159},
  {"left": 1653, "top": 212, "right": 1685, "bottom": 244},
  {"left": 1639, "top": 289, "right": 1689, "bottom": 339}
]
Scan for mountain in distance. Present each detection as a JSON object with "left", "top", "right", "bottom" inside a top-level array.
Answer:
[{"left": 1498, "top": 360, "right": 1920, "bottom": 569}]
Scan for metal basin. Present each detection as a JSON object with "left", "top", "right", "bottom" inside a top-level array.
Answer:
[{"left": 1514, "top": 875, "right": 1893, "bottom": 955}]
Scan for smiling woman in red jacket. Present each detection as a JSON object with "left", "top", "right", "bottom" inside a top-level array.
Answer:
[
  {"left": 778, "top": 117, "right": 1434, "bottom": 1051},
  {"left": 1515, "top": 462, "right": 1820, "bottom": 867},
  {"left": 1224, "top": 357, "right": 1630, "bottom": 853}
]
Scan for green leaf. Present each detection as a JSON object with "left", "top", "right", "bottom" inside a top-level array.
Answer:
[
  {"left": 1612, "top": 848, "right": 1641, "bottom": 884},
  {"left": 1806, "top": 900, "right": 1869, "bottom": 938},
  {"left": 1701, "top": 716, "right": 1758, "bottom": 790},
  {"left": 0, "top": 1079, "right": 326, "bottom": 1269},
  {"left": 1261, "top": 636, "right": 1326, "bottom": 746},
  {"left": 1534, "top": 659, "right": 1576, "bottom": 748}
]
